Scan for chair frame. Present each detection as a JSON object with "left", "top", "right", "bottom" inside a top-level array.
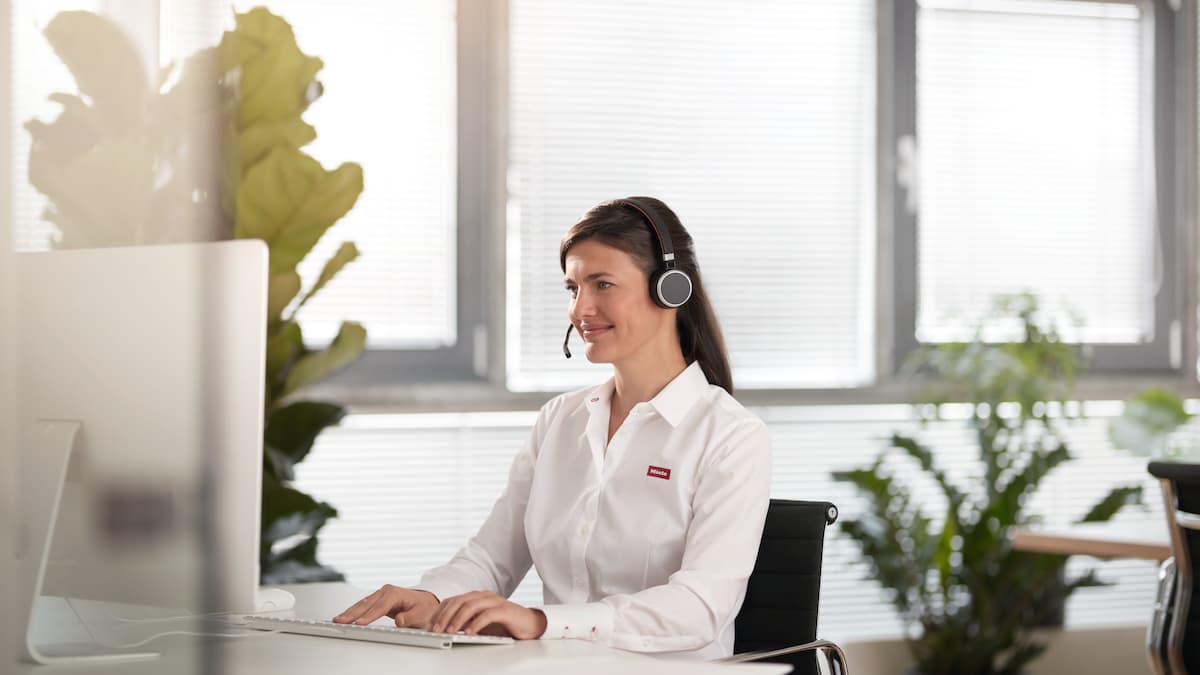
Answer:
[
  {"left": 720, "top": 638, "right": 848, "bottom": 674},
  {"left": 1149, "top": 477, "right": 1200, "bottom": 675}
]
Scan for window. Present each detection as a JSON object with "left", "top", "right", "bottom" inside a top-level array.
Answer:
[
  {"left": 890, "top": 0, "right": 1185, "bottom": 372},
  {"left": 507, "top": 0, "right": 877, "bottom": 392},
  {"left": 163, "top": 1, "right": 459, "bottom": 350},
  {"left": 11, "top": 1, "right": 460, "bottom": 355}
]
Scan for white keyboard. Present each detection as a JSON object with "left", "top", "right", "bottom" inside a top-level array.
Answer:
[{"left": 242, "top": 615, "right": 515, "bottom": 650}]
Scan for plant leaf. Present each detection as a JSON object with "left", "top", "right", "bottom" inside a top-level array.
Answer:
[
  {"left": 234, "top": 145, "right": 363, "bottom": 273},
  {"left": 293, "top": 242, "right": 359, "bottom": 314},
  {"left": 268, "top": 271, "right": 301, "bottom": 323},
  {"left": 265, "top": 401, "right": 345, "bottom": 468},
  {"left": 266, "top": 320, "right": 303, "bottom": 387},
  {"left": 219, "top": 7, "right": 324, "bottom": 128},
  {"left": 239, "top": 118, "right": 316, "bottom": 172},
  {"left": 261, "top": 537, "right": 346, "bottom": 584},
  {"left": 280, "top": 321, "right": 366, "bottom": 397},
  {"left": 1077, "top": 485, "right": 1143, "bottom": 523},
  {"left": 261, "top": 475, "right": 338, "bottom": 548},
  {"left": 1108, "top": 387, "right": 1191, "bottom": 457},
  {"left": 42, "top": 11, "right": 149, "bottom": 131}
]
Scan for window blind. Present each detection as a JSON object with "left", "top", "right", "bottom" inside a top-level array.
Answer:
[
  {"left": 507, "top": 0, "right": 877, "bottom": 391},
  {"left": 915, "top": 0, "right": 1153, "bottom": 344},
  {"left": 295, "top": 404, "right": 1163, "bottom": 641}
]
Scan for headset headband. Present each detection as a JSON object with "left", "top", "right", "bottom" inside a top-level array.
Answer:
[{"left": 617, "top": 197, "right": 676, "bottom": 269}]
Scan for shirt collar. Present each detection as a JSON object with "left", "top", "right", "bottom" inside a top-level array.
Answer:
[
  {"left": 583, "top": 361, "right": 709, "bottom": 427},
  {"left": 648, "top": 361, "right": 709, "bottom": 427}
]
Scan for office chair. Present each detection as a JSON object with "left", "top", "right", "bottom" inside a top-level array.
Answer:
[
  {"left": 722, "top": 499, "right": 848, "bottom": 675},
  {"left": 1147, "top": 461, "right": 1200, "bottom": 675}
]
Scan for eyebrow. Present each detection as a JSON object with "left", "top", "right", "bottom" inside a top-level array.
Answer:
[{"left": 564, "top": 272, "right": 613, "bottom": 285}]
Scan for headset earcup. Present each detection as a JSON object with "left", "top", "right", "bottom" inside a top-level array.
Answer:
[{"left": 652, "top": 269, "right": 693, "bottom": 308}]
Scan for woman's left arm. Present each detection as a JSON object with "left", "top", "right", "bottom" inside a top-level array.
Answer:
[{"left": 538, "top": 419, "right": 772, "bottom": 652}]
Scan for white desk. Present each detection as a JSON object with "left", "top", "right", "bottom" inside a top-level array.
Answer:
[{"left": 13, "top": 583, "right": 793, "bottom": 675}]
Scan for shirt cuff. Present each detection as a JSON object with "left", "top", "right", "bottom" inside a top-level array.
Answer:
[
  {"left": 408, "top": 579, "right": 462, "bottom": 604},
  {"left": 536, "top": 602, "right": 614, "bottom": 642}
]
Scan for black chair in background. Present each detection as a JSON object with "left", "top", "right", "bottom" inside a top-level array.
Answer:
[
  {"left": 723, "top": 499, "right": 848, "bottom": 675},
  {"left": 1147, "top": 461, "right": 1200, "bottom": 675}
]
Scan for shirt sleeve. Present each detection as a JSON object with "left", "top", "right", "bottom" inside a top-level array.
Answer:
[
  {"left": 537, "top": 418, "right": 772, "bottom": 653},
  {"left": 411, "top": 401, "right": 555, "bottom": 601}
]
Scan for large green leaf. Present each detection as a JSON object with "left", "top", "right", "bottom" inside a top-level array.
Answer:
[
  {"left": 264, "top": 401, "right": 346, "bottom": 480},
  {"left": 42, "top": 11, "right": 149, "bottom": 132},
  {"left": 239, "top": 118, "right": 316, "bottom": 172},
  {"left": 294, "top": 242, "right": 359, "bottom": 313},
  {"left": 280, "top": 321, "right": 367, "bottom": 398},
  {"left": 262, "top": 537, "right": 345, "bottom": 584},
  {"left": 37, "top": 134, "right": 157, "bottom": 248},
  {"left": 1109, "top": 387, "right": 1191, "bottom": 457},
  {"left": 234, "top": 145, "right": 363, "bottom": 273},
  {"left": 219, "top": 7, "right": 323, "bottom": 128},
  {"left": 261, "top": 474, "right": 338, "bottom": 547},
  {"left": 267, "top": 271, "right": 301, "bottom": 323},
  {"left": 266, "top": 320, "right": 303, "bottom": 387}
]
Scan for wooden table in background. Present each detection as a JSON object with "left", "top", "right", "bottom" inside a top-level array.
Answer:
[{"left": 1012, "top": 521, "right": 1171, "bottom": 561}]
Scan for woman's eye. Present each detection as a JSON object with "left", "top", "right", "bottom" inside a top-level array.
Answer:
[
  {"left": 566, "top": 286, "right": 578, "bottom": 297},
  {"left": 597, "top": 281, "right": 612, "bottom": 290}
]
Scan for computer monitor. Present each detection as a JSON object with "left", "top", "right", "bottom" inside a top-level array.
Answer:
[{"left": 14, "top": 240, "right": 274, "bottom": 664}]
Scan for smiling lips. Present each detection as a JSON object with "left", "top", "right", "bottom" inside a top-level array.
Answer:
[{"left": 581, "top": 324, "right": 613, "bottom": 340}]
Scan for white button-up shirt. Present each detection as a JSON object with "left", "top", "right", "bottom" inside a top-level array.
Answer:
[{"left": 413, "top": 361, "right": 772, "bottom": 660}]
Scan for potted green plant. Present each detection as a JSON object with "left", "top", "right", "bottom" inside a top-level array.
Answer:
[
  {"left": 25, "top": 7, "right": 366, "bottom": 583},
  {"left": 833, "top": 293, "right": 1143, "bottom": 675}
]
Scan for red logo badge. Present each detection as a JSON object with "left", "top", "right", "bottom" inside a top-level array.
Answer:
[{"left": 647, "top": 465, "right": 671, "bottom": 480}]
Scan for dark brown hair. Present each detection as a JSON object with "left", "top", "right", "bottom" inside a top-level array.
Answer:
[{"left": 559, "top": 197, "right": 734, "bottom": 395}]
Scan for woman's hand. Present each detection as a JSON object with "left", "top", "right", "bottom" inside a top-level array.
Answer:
[
  {"left": 427, "top": 591, "right": 548, "bottom": 639},
  {"left": 332, "top": 584, "right": 440, "bottom": 628}
]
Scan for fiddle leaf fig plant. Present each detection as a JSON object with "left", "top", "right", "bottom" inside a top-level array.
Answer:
[
  {"left": 219, "top": 7, "right": 365, "bottom": 584},
  {"left": 833, "top": 293, "right": 1143, "bottom": 675},
  {"left": 25, "top": 7, "right": 366, "bottom": 584}
]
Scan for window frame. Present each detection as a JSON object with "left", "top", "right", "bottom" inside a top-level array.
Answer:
[
  {"left": 321, "top": 0, "right": 509, "bottom": 389},
  {"left": 289, "top": 0, "right": 1200, "bottom": 406},
  {"left": 887, "top": 0, "right": 1197, "bottom": 377}
]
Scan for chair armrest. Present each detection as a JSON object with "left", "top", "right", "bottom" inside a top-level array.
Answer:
[{"left": 719, "top": 638, "right": 848, "bottom": 675}]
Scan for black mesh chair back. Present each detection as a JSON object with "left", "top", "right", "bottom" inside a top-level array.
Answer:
[
  {"left": 734, "top": 498, "right": 839, "bottom": 675},
  {"left": 1149, "top": 461, "right": 1200, "bottom": 675}
]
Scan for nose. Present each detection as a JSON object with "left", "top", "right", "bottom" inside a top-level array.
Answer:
[{"left": 570, "top": 286, "right": 597, "bottom": 324}]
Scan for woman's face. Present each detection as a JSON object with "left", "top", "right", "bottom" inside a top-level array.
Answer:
[{"left": 564, "top": 239, "right": 671, "bottom": 365}]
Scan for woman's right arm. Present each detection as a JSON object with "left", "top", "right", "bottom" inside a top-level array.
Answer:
[{"left": 331, "top": 400, "right": 558, "bottom": 626}]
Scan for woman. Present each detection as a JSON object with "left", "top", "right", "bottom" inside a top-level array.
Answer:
[{"left": 333, "top": 197, "right": 771, "bottom": 660}]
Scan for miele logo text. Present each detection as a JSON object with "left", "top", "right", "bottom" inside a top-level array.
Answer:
[{"left": 647, "top": 465, "right": 671, "bottom": 480}]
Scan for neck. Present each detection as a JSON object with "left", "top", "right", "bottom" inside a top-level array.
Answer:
[{"left": 611, "top": 345, "right": 689, "bottom": 410}]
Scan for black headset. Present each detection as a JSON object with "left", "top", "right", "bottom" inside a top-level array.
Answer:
[{"left": 563, "top": 197, "right": 694, "bottom": 358}]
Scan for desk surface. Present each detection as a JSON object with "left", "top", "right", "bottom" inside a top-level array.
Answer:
[
  {"left": 1011, "top": 521, "right": 1172, "bottom": 561},
  {"left": 14, "top": 583, "right": 792, "bottom": 675}
]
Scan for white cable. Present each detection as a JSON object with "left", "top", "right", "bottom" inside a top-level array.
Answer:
[
  {"left": 100, "top": 628, "right": 284, "bottom": 650},
  {"left": 108, "top": 610, "right": 236, "bottom": 624},
  {"left": 65, "top": 597, "right": 282, "bottom": 650}
]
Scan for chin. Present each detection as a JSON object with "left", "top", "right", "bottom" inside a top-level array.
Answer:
[{"left": 583, "top": 345, "right": 615, "bottom": 364}]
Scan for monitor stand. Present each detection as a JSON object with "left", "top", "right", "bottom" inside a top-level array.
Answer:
[{"left": 17, "top": 420, "right": 158, "bottom": 664}]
